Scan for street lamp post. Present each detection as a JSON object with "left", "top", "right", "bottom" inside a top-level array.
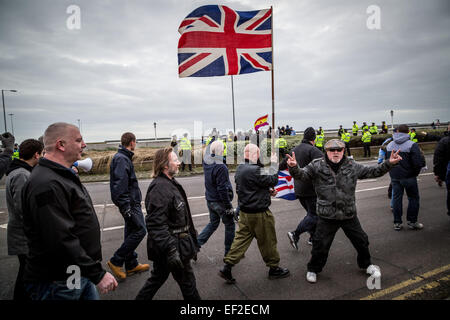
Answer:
[
  {"left": 1, "top": 89, "right": 18, "bottom": 132},
  {"left": 8, "top": 113, "right": 14, "bottom": 136},
  {"left": 153, "top": 122, "right": 157, "bottom": 140},
  {"left": 390, "top": 109, "right": 394, "bottom": 132}
]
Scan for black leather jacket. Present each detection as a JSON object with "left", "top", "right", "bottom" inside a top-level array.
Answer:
[
  {"left": 234, "top": 162, "right": 278, "bottom": 213},
  {"left": 145, "top": 173, "right": 198, "bottom": 261}
]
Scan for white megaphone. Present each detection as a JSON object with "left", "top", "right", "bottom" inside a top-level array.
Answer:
[{"left": 73, "top": 158, "right": 93, "bottom": 172}]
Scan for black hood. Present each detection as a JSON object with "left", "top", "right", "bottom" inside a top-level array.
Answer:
[{"left": 6, "top": 158, "right": 33, "bottom": 176}]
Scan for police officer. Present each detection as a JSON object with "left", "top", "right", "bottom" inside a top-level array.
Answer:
[
  {"left": 409, "top": 128, "right": 418, "bottom": 143},
  {"left": 315, "top": 130, "right": 325, "bottom": 152},
  {"left": 352, "top": 121, "right": 359, "bottom": 136},
  {"left": 275, "top": 136, "right": 288, "bottom": 159},
  {"left": 180, "top": 133, "right": 192, "bottom": 171},
  {"left": 362, "top": 128, "right": 372, "bottom": 157},
  {"left": 136, "top": 147, "right": 201, "bottom": 300},
  {"left": 341, "top": 129, "right": 352, "bottom": 156},
  {"left": 369, "top": 123, "right": 378, "bottom": 135}
]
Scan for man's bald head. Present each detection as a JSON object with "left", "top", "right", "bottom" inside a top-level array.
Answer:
[
  {"left": 210, "top": 140, "right": 224, "bottom": 156},
  {"left": 244, "top": 143, "right": 260, "bottom": 163},
  {"left": 43, "top": 122, "right": 79, "bottom": 153}
]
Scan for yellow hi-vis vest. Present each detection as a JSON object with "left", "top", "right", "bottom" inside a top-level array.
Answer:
[
  {"left": 341, "top": 132, "right": 351, "bottom": 143},
  {"left": 369, "top": 125, "right": 378, "bottom": 134},
  {"left": 315, "top": 134, "right": 324, "bottom": 147},
  {"left": 409, "top": 132, "right": 418, "bottom": 143},
  {"left": 275, "top": 138, "right": 287, "bottom": 149},
  {"left": 352, "top": 124, "right": 359, "bottom": 134},
  {"left": 361, "top": 132, "right": 372, "bottom": 143},
  {"left": 206, "top": 136, "right": 213, "bottom": 145},
  {"left": 180, "top": 137, "right": 192, "bottom": 150},
  {"left": 12, "top": 150, "right": 19, "bottom": 160},
  {"left": 362, "top": 124, "right": 369, "bottom": 131}
]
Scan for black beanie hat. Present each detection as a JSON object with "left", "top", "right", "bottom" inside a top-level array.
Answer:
[{"left": 303, "top": 127, "right": 316, "bottom": 141}]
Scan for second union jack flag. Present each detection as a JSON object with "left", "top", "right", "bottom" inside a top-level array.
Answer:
[{"left": 177, "top": 5, "right": 272, "bottom": 78}]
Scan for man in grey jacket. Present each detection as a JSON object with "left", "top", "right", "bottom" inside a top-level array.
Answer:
[
  {"left": 6, "top": 139, "right": 43, "bottom": 300},
  {"left": 286, "top": 139, "right": 402, "bottom": 283}
]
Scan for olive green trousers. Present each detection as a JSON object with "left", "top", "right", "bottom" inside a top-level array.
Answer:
[{"left": 223, "top": 210, "right": 280, "bottom": 268}]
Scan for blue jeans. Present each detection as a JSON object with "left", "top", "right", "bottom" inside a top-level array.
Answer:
[
  {"left": 293, "top": 197, "right": 318, "bottom": 239},
  {"left": 111, "top": 206, "right": 147, "bottom": 270},
  {"left": 391, "top": 177, "right": 420, "bottom": 224},
  {"left": 25, "top": 277, "right": 99, "bottom": 300},
  {"left": 197, "top": 201, "right": 235, "bottom": 255}
]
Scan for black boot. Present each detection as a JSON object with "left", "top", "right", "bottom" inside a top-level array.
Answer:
[
  {"left": 268, "top": 266, "right": 290, "bottom": 280},
  {"left": 219, "top": 263, "right": 235, "bottom": 284}
]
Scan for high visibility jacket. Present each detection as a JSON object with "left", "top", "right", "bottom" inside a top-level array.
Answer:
[
  {"left": 12, "top": 150, "right": 19, "bottom": 160},
  {"left": 319, "top": 129, "right": 324, "bottom": 135},
  {"left": 369, "top": 125, "right": 378, "bottom": 134},
  {"left": 180, "top": 137, "right": 192, "bottom": 150},
  {"left": 341, "top": 132, "right": 351, "bottom": 143},
  {"left": 228, "top": 135, "right": 234, "bottom": 142},
  {"left": 206, "top": 136, "right": 213, "bottom": 145},
  {"left": 275, "top": 138, "right": 287, "bottom": 149},
  {"left": 352, "top": 124, "right": 359, "bottom": 134},
  {"left": 361, "top": 132, "right": 372, "bottom": 143},
  {"left": 222, "top": 139, "right": 227, "bottom": 156},
  {"left": 409, "top": 132, "right": 418, "bottom": 143},
  {"left": 362, "top": 124, "right": 369, "bottom": 131},
  {"left": 315, "top": 134, "right": 324, "bottom": 148}
]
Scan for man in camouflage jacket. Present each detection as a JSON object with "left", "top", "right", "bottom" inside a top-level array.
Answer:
[{"left": 286, "top": 139, "right": 402, "bottom": 283}]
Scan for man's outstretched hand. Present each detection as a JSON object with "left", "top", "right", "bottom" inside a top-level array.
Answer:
[
  {"left": 286, "top": 152, "right": 297, "bottom": 168},
  {"left": 389, "top": 149, "right": 403, "bottom": 165}
]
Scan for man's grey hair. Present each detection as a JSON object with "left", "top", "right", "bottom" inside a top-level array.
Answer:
[{"left": 43, "top": 122, "right": 78, "bottom": 152}]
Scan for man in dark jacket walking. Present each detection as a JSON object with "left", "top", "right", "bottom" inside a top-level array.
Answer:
[
  {"left": 433, "top": 124, "right": 450, "bottom": 216},
  {"left": 0, "top": 132, "right": 15, "bottom": 179},
  {"left": 22, "top": 122, "right": 117, "bottom": 300},
  {"left": 287, "top": 139, "right": 402, "bottom": 283},
  {"left": 287, "top": 127, "right": 323, "bottom": 250},
  {"left": 386, "top": 124, "right": 426, "bottom": 231},
  {"left": 197, "top": 141, "right": 235, "bottom": 256},
  {"left": 6, "top": 139, "right": 43, "bottom": 300},
  {"left": 136, "top": 147, "right": 200, "bottom": 300},
  {"left": 108, "top": 132, "right": 149, "bottom": 280},
  {"left": 219, "top": 144, "right": 290, "bottom": 283}
]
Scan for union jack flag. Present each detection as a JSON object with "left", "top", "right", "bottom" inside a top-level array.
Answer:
[
  {"left": 178, "top": 5, "right": 272, "bottom": 78},
  {"left": 275, "top": 170, "right": 296, "bottom": 201}
]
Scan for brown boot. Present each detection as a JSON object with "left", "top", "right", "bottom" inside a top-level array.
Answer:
[
  {"left": 107, "top": 260, "right": 126, "bottom": 280},
  {"left": 126, "top": 263, "right": 150, "bottom": 276}
]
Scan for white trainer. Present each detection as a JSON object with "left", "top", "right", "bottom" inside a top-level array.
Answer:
[
  {"left": 366, "top": 265, "right": 381, "bottom": 278},
  {"left": 306, "top": 272, "right": 317, "bottom": 283}
]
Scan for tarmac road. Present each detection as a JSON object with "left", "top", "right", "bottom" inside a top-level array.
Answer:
[{"left": 0, "top": 154, "right": 449, "bottom": 301}]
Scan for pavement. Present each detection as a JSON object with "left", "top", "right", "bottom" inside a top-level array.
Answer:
[{"left": 0, "top": 154, "right": 449, "bottom": 302}]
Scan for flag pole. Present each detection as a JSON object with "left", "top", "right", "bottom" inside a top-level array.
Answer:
[
  {"left": 231, "top": 75, "right": 236, "bottom": 133},
  {"left": 270, "top": 6, "right": 275, "bottom": 150}
]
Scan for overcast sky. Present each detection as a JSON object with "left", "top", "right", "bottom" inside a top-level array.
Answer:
[{"left": 0, "top": 0, "right": 449, "bottom": 143}]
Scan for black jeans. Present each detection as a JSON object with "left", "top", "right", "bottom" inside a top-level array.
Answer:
[
  {"left": 110, "top": 206, "right": 147, "bottom": 270},
  {"left": 135, "top": 258, "right": 201, "bottom": 300},
  {"left": 307, "top": 217, "right": 371, "bottom": 273},
  {"left": 344, "top": 142, "right": 351, "bottom": 156},
  {"left": 293, "top": 197, "right": 318, "bottom": 239},
  {"left": 14, "top": 254, "right": 30, "bottom": 300},
  {"left": 363, "top": 143, "right": 371, "bottom": 157}
]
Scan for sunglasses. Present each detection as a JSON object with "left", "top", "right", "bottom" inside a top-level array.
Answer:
[{"left": 328, "top": 148, "right": 344, "bottom": 152}]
